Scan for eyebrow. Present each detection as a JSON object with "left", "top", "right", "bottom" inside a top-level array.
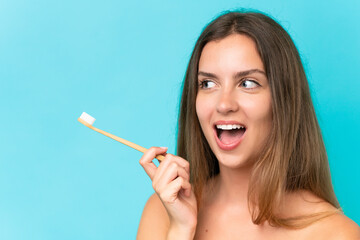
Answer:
[{"left": 198, "top": 69, "right": 266, "bottom": 79}]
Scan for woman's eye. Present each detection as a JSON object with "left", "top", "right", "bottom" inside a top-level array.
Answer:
[
  {"left": 240, "top": 79, "right": 259, "bottom": 89},
  {"left": 199, "top": 80, "right": 216, "bottom": 89}
]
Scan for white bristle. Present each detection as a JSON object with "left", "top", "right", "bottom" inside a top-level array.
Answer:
[{"left": 80, "top": 112, "right": 96, "bottom": 125}]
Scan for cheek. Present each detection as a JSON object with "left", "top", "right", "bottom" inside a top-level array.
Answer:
[
  {"left": 241, "top": 94, "right": 272, "bottom": 127},
  {"left": 196, "top": 95, "right": 211, "bottom": 125}
]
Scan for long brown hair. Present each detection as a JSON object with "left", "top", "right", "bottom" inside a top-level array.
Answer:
[{"left": 176, "top": 10, "right": 340, "bottom": 228}]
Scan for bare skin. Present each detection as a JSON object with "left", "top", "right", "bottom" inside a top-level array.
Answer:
[
  {"left": 194, "top": 176, "right": 359, "bottom": 240},
  {"left": 138, "top": 180, "right": 360, "bottom": 240},
  {"left": 137, "top": 34, "right": 360, "bottom": 239},
  {"left": 138, "top": 147, "right": 197, "bottom": 240}
]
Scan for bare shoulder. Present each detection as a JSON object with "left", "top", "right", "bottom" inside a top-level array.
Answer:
[
  {"left": 137, "top": 193, "right": 170, "bottom": 240},
  {"left": 281, "top": 191, "right": 360, "bottom": 239},
  {"left": 317, "top": 212, "right": 360, "bottom": 240},
  {"left": 301, "top": 191, "right": 360, "bottom": 239}
]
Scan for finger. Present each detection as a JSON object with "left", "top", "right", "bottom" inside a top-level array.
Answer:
[
  {"left": 160, "top": 177, "right": 192, "bottom": 204},
  {"left": 165, "top": 154, "right": 190, "bottom": 173},
  {"left": 161, "top": 162, "right": 190, "bottom": 184},
  {"left": 153, "top": 154, "right": 190, "bottom": 185},
  {"left": 152, "top": 154, "right": 172, "bottom": 185},
  {"left": 177, "top": 177, "right": 192, "bottom": 198},
  {"left": 153, "top": 161, "right": 190, "bottom": 193},
  {"left": 139, "top": 146, "right": 168, "bottom": 180}
]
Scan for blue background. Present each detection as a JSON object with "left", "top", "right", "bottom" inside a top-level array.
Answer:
[{"left": 0, "top": 0, "right": 359, "bottom": 239}]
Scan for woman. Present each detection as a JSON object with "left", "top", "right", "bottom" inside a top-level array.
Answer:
[{"left": 137, "top": 11, "right": 360, "bottom": 239}]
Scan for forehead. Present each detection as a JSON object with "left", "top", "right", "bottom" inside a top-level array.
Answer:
[{"left": 198, "top": 34, "right": 264, "bottom": 73}]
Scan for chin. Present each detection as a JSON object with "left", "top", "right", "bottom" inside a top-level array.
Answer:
[{"left": 214, "top": 151, "right": 254, "bottom": 169}]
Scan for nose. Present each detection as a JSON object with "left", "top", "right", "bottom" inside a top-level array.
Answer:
[{"left": 216, "top": 90, "right": 239, "bottom": 114}]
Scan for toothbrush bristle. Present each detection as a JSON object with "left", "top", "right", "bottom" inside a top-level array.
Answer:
[{"left": 80, "top": 112, "right": 96, "bottom": 125}]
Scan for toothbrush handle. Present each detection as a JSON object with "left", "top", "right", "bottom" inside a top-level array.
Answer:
[{"left": 78, "top": 118, "right": 165, "bottom": 161}]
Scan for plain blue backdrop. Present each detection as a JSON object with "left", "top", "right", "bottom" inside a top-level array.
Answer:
[{"left": 0, "top": 0, "right": 359, "bottom": 239}]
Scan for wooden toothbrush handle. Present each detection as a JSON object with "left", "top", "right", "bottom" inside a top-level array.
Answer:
[{"left": 79, "top": 119, "right": 165, "bottom": 161}]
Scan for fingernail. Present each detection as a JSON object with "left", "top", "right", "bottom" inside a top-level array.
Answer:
[{"left": 160, "top": 147, "right": 168, "bottom": 150}]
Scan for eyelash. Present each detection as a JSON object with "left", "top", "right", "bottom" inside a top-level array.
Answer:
[
  {"left": 198, "top": 79, "right": 260, "bottom": 89},
  {"left": 198, "top": 80, "right": 215, "bottom": 89},
  {"left": 240, "top": 79, "right": 260, "bottom": 89}
]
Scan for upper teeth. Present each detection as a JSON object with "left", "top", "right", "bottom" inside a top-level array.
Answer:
[{"left": 216, "top": 124, "right": 245, "bottom": 130}]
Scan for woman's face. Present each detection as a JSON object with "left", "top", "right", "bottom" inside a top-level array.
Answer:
[{"left": 196, "top": 34, "right": 272, "bottom": 168}]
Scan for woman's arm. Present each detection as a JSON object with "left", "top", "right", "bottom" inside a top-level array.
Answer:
[
  {"left": 137, "top": 147, "right": 198, "bottom": 240},
  {"left": 137, "top": 193, "right": 169, "bottom": 240}
]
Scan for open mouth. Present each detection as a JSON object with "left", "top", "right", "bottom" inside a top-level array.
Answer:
[{"left": 214, "top": 124, "right": 246, "bottom": 150}]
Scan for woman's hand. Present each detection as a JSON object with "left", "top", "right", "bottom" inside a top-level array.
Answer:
[{"left": 139, "top": 147, "right": 197, "bottom": 239}]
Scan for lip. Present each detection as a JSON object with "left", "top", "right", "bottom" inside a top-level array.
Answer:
[
  {"left": 213, "top": 120, "right": 246, "bottom": 151},
  {"left": 213, "top": 120, "right": 246, "bottom": 127}
]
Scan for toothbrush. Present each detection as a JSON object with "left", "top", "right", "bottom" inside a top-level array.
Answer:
[{"left": 78, "top": 112, "right": 165, "bottom": 161}]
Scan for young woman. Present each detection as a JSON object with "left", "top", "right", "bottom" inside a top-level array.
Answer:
[{"left": 137, "top": 11, "right": 360, "bottom": 240}]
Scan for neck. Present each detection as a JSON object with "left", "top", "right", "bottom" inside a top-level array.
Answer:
[{"left": 209, "top": 164, "right": 253, "bottom": 206}]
